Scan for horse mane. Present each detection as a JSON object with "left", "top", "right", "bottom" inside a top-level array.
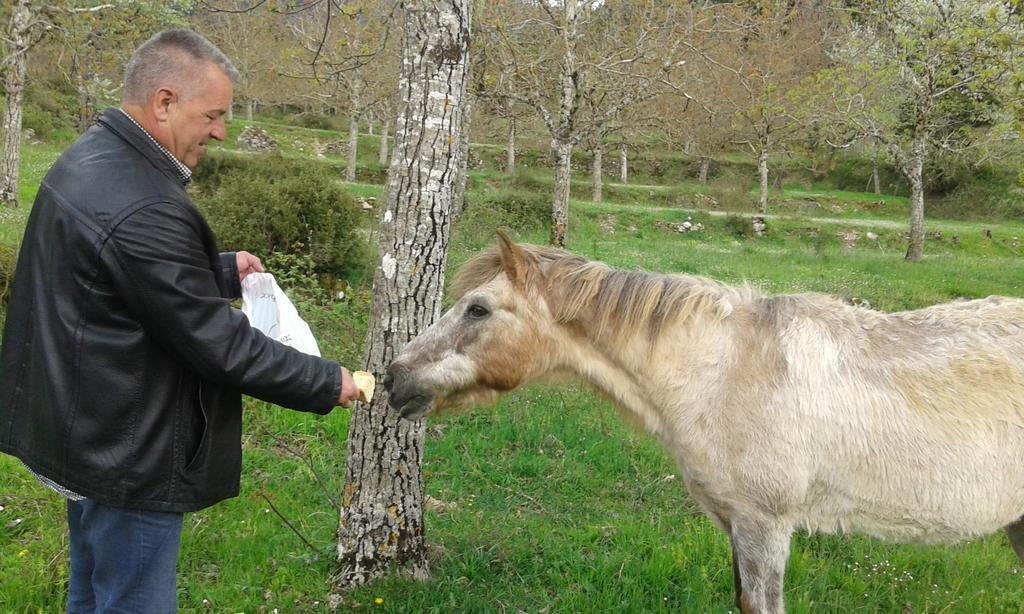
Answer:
[{"left": 451, "top": 243, "right": 760, "bottom": 343}]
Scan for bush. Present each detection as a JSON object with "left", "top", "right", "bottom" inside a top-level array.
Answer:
[
  {"left": 355, "top": 163, "right": 388, "bottom": 185},
  {"left": 928, "top": 179, "right": 1024, "bottom": 221},
  {"left": 723, "top": 214, "right": 750, "bottom": 238},
  {"left": 0, "top": 242, "right": 17, "bottom": 306},
  {"left": 457, "top": 188, "right": 550, "bottom": 246},
  {"left": 193, "top": 152, "right": 369, "bottom": 281},
  {"left": 16, "top": 81, "right": 77, "bottom": 139},
  {"left": 288, "top": 113, "right": 339, "bottom": 131}
]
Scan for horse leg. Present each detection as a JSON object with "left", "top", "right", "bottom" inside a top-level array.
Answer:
[
  {"left": 730, "top": 515, "right": 793, "bottom": 614},
  {"left": 731, "top": 534, "right": 744, "bottom": 611},
  {"left": 1006, "top": 517, "right": 1024, "bottom": 562}
]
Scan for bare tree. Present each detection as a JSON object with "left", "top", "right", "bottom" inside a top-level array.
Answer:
[
  {"left": 54, "top": 2, "right": 179, "bottom": 133},
  {"left": 335, "top": 0, "right": 471, "bottom": 589},
  {"left": 199, "top": 1, "right": 282, "bottom": 122},
  {"left": 704, "top": 0, "right": 837, "bottom": 213},
  {"left": 482, "top": 0, "right": 685, "bottom": 247},
  {"left": 814, "top": 1, "right": 1023, "bottom": 261},
  {"left": 289, "top": 1, "right": 400, "bottom": 182},
  {"left": 473, "top": 44, "right": 531, "bottom": 174},
  {"left": 1, "top": 0, "right": 42, "bottom": 208}
]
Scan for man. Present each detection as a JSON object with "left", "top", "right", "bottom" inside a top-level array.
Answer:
[{"left": 0, "top": 30, "right": 360, "bottom": 612}]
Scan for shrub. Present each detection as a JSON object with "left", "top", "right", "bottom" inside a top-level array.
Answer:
[
  {"left": 17, "top": 81, "right": 77, "bottom": 139},
  {"left": 723, "top": 214, "right": 750, "bottom": 238},
  {"left": 355, "top": 163, "right": 388, "bottom": 185},
  {"left": 193, "top": 152, "right": 369, "bottom": 281},
  {"left": 288, "top": 113, "right": 339, "bottom": 131},
  {"left": 0, "top": 242, "right": 17, "bottom": 306},
  {"left": 456, "top": 187, "right": 550, "bottom": 247}
]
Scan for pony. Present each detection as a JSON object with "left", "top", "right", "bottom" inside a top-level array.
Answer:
[{"left": 384, "top": 233, "right": 1024, "bottom": 614}]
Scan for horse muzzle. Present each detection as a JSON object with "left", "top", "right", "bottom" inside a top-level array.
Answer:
[{"left": 384, "top": 362, "right": 435, "bottom": 420}]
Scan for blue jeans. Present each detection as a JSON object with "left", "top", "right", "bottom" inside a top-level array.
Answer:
[{"left": 66, "top": 499, "right": 183, "bottom": 614}]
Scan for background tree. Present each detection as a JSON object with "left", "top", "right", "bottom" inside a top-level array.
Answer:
[
  {"left": 815, "top": 0, "right": 1023, "bottom": 261},
  {"left": 53, "top": 2, "right": 183, "bottom": 133},
  {"left": 289, "top": 1, "right": 399, "bottom": 182},
  {"left": 482, "top": 0, "right": 685, "bottom": 247},
  {"left": 1, "top": 0, "right": 51, "bottom": 208},
  {"left": 471, "top": 30, "right": 531, "bottom": 174},
  {"left": 335, "top": 0, "right": 471, "bottom": 588},
  {"left": 704, "top": 0, "right": 837, "bottom": 213},
  {"left": 199, "top": 1, "right": 282, "bottom": 122}
]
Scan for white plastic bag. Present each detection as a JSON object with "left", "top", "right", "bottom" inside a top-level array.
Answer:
[{"left": 240, "top": 272, "right": 321, "bottom": 357}]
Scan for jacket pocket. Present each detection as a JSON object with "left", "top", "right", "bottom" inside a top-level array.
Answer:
[{"left": 184, "top": 381, "right": 209, "bottom": 471}]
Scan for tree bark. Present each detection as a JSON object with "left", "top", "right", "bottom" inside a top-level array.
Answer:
[
  {"left": 699, "top": 156, "right": 710, "bottom": 184},
  {"left": 758, "top": 148, "right": 769, "bottom": 214},
  {"left": 591, "top": 143, "right": 602, "bottom": 202},
  {"left": 453, "top": 82, "right": 473, "bottom": 219},
  {"left": 1, "top": 0, "right": 32, "bottom": 209},
  {"left": 551, "top": 138, "right": 572, "bottom": 247},
  {"left": 335, "top": 0, "right": 471, "bottom": 590},
  {"left": 346, "top": 80, "right": 362, "bottom": 182},
  {"left": 346, "top": 108, "right": 360, "bottom": 182},
  {"left": 506, "top": 117, "right": 515, "bottom": 173},
  {"left": 378, "top": 116, "right": 390, "bottom": 166},
  {"left": 619, "top": 143, "right": 627, "bottom": 184},
  {"left": 245, "top": 100, "right": 254, "bottom": 121},
  {"left": 72, "top": 56, "right": 94, "bottom": 134},
  {"left": 904, "top": 137, "right": 926, "bottom": 262},
  {"left": 871, "top": 144, "right": 881, "bottom": 195},
  {"left": 549, "top": 0, "right": 579, "bottom": 248}
]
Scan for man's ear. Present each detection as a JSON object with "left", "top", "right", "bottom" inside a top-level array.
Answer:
[
  {"left": 496, "top": 230, "right": 528, "bottom": 290},
  {"left": 152, "top": 87, "right": 176, "bottom": 121}
]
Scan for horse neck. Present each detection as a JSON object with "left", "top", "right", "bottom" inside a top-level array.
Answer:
[{"left": 552, "top": 274, "right": 736, "bottom": 435}]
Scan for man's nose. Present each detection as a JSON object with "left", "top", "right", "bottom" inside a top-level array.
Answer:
[{"left": 211, "top": 118, "right": 226, "bottom": 141}]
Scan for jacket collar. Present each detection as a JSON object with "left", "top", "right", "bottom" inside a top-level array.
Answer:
[{"left": 96, "top": 107, "right": 192, "bottom": 187}]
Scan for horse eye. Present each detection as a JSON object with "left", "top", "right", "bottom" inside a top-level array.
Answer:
[{"left": 466, "top": 304, "right": 490, "bottom": 319}]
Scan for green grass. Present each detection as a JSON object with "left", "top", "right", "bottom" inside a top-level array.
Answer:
[{"left": 3, "top": 120, "right": 1024, "bottom": 612}]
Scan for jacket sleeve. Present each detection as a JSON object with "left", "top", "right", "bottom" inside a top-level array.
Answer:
[
  {"left": 219, "top": 252, "right": 242, "bottom": 299},
  {"left": 102, "top": 201, "right": 341, "bottom": 414}
]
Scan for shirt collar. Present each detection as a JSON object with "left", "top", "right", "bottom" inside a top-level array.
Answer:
[{"left": 118, "top": 108, "right": 192, "bottom": 185}]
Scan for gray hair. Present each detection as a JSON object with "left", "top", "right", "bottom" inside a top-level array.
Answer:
[{"left": 123, "top": 30, "right": 240, "bottom": 105}]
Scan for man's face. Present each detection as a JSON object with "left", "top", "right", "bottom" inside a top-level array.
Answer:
[{"left": 166, "top": 63, "right": 233, "bottom": 168}]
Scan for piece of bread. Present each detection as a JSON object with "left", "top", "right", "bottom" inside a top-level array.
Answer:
[{"left": 353, "top": 370, "right": 375, "bottom": 403}]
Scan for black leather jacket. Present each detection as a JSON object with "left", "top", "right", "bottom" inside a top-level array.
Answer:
[{"left": 0, "top": 108, "right": 342, "bottom": 512}]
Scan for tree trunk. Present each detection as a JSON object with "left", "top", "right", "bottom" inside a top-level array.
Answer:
[
  {"left": 619, "top": 143, "right": 627, "bottom": 184},
  {"left": 346, "top": 107, "right": 360, "bottom": 182},
  {"left": 549, "top": 0, "right": 579, "bottom": 248},
  {"left": 904, "top": 139, "right": 926, "bottom": 262},
  {"left": 227, "top": 104, "right": 234, "bottom": 122},
  {"left": 245, "top": 100, "right": 254, "bottom": 121},
  {"left": 871, "top": 144, "right": 881, "bottom": 195},
  {"left": 758, "top": 148, "right": 769, "bottom": 214},
  {"left": 72, "top": 59, "right": 92, "bottom": 134},
  {"left": 591, "top": 144, "right": 602, "bottom": 202},
  {"left": 453, "top": 86, "right": 473, "bottom": 219},
  {"left": 506, "top": 117, "right": 516, "bottom": 173},
  {"left": 378, "top": 116, "right": 390, "bottom": 166},
  {"left": 698, "top": 156, "right": 710, "bottom": 184},
  {"left": 346, "top": 86, "right": 362, "bottom": 182},
  {"left": 335, "top": 0, "right": 471, "bottom": 590},
  {"left": 1, "top": 0, "right": 32, "bottom": 209},
  {"left": 551, "top": 138, "right": 572, "bottom": 247}
]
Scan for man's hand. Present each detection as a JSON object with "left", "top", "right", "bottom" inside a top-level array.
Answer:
[
  {"left": 236, "top": 251, "right": 264, "bottom": 282},
  {"left": 338, "top": 367, "right": 361, "bottom": 407}
]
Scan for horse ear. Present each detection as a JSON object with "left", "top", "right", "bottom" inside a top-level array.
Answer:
[{"left": 496, "top": 231, "right": 528, "bottom": 289}]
